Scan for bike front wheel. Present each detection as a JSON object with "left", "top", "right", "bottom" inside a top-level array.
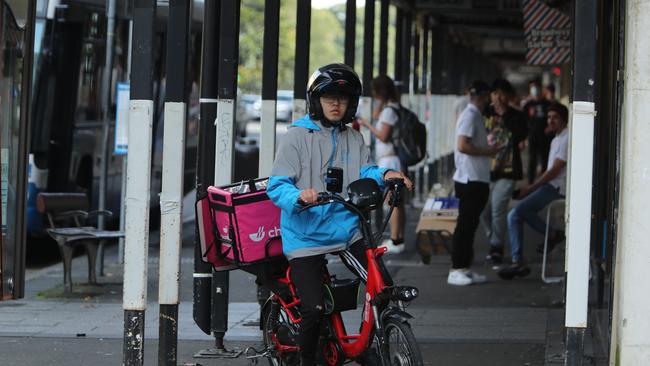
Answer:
[{"left": 381, "top": 318, "right": 424, "bottom": 366}]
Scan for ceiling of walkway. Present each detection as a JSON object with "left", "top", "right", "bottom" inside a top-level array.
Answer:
[{"left": 410, "top": 0, "right": 529, "bottom": 67}]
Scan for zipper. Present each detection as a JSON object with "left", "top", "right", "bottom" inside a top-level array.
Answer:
[{"left": 328, "top": 128, "right": 337, "bottom": 168}]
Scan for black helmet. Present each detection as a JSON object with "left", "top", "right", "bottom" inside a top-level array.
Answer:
[{"left": 307, "top": 63, "right": 362, "bottom": 126}]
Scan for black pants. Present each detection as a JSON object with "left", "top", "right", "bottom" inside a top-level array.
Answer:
[
  {"left": 528, "top": 135, "right": 552, "bottom": 183},
  {"left": 289, "top": 241, "right": 372, "bottom": 365},
  {"left": 452, "top": 181, "right": 490, "bottom": 269}
]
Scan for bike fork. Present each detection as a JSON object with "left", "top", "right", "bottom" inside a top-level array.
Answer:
[{"left": 372, "top": 305, "right": 391, "bottom": 365}]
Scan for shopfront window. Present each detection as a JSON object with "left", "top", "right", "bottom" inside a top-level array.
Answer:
[{"left": 1, "top": 0, "right": 27, "bottom": 299}]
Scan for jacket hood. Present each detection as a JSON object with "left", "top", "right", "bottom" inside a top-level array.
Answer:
[{"left": 290, "top": 115, "right": 322, "bottom": 131}]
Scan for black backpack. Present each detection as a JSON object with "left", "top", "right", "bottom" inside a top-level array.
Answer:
[{"left": 389, "top": 105, "right": 427, "bottom": 167}]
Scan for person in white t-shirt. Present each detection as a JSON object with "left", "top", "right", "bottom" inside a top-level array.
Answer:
[
  {"left": 359, "top": 75, "right": 407, "bottom": 253},
  {"left": 447, "top": 81, "right": 501, "bottom": 286},
  {"left": 500, "top": 103, "right": 569, "bottom": 280}
]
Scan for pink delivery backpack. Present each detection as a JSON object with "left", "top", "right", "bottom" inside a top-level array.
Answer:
[{"left": 196, "top": 178, "right": 284, "bottom": 270}]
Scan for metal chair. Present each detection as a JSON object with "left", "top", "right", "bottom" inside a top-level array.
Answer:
[
  {"left": 542, "top": 198, "right": 565, "bottom": 284},
  {"left": 37, "top": 193, "right": 124, "bottom": 293}
]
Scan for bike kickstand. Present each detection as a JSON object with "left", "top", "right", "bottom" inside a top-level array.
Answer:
[{"left": 244, "top": 346, "right": 272, "bottom": 365}]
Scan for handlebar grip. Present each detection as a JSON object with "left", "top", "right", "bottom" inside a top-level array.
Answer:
[
  {"left": 317, "top": 192, "right": 330, "bottom": 202},
  {"left": 385, "top": 178, "right": 405, "bottom": 188}
]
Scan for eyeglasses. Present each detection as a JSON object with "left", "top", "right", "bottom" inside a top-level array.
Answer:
[{"left": 320, "top": 95, "right": 349, "bottom": 105}]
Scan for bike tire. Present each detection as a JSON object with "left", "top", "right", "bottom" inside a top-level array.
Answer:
[
  {"left": 381, "top": 318, "right": 424, "bottom": 366},
  {"left": 261, "top": 300, "right": 300, "bottom": 366}
]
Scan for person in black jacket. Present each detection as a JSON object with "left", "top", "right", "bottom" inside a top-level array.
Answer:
[{"left": 482, "top": 79, "right": 528, "bottom": 264}]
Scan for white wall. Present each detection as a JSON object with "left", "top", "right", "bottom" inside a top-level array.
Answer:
[{"left": 611, "top": 0, "right": 650, "bottom": 363}]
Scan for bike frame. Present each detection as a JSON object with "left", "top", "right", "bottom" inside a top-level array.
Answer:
[{"left": 328, "top": 245, "right": 389, "bottom": 359}]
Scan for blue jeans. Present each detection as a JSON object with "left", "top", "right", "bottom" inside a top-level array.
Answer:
[{"left": 507, "top": 184, "right": 563, "bottom": 263}]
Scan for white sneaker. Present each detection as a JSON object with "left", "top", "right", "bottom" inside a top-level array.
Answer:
[
  {"left": 447, "top": 269, "right": 472, "bottom": 286},
  {"left": 447, "top": 269, "right": 486, "bottom": 286},
  {"left": 467, "top": 270, "right": 486, "bottom": 284},
  {"left": 379, "top": 239, "right": 405, "bottom": 254}
]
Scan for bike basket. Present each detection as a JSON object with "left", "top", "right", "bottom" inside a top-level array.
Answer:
[
  {"left": 196, "top": 177, "right": 284, "bottom": 269},
  {"left": 324, "top": 278, "right": 361, "bottom": 314}
]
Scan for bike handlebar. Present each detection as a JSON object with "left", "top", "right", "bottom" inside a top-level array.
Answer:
[{"left": 298, "top": 178, "right": 405, "bottom": 213}]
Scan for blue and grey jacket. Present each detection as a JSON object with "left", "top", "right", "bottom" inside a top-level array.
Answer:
[{"left": 267, "top": 115, "right": 389, "bottom": 260}]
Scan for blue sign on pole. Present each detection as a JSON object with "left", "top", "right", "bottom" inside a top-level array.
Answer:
[{"left": 114, "top": 83, "right": 130, "bottom": 155}]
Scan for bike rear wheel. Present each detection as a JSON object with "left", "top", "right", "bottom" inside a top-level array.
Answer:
[
  {"left": 262, "top": 299, "right": 300, "bottom": 366},
  {"left": 381, "top": 318, "right": 423, "bottom": 366}
]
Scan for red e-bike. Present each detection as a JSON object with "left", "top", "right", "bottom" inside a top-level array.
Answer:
[{"left": 253, "top": 178, "right": 423, "bottom": 366}]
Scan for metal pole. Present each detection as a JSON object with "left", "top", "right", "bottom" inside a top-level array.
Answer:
[
  {"left": 194, "top": 0, "right": 220, "bottom": 339},
  {"left": 362, "top": 0, "right": 378, "bottom": 229},
  {"left": 401, "top": 12, "right": 412, "bottom": 104},
  {"left": 413, "top": 29, "right": 420, "bottom": 96},
  {"left": 13, "top": 0, "right": 37, "bottom": 299},
  {"left": 99, "top": 0, "right": 117, "bottom": 231},
  {"left": 158, "top": 0, "right": 190, "bottom": 363},
  {"left": 378, "top": 0, "right": 389, "bottom": 74},
  {"left": 122, "top": 0, "right": 156, "bottom": 363},
  {"left": 565, "top": 0, "right": 598, "bottom": 365},
  {"left": 362, "top": 0, "right": 375, "bottom": 92},
  {"left": 118, "top": 20, "right": 133, "bottom": 265},
  {"left": 421, "top": 18, "right": 429, "bottom": 95},
  {"left": 394, "top": 8, "right": 403, "bottom": 86},
  {"left": 259, "top": 0, "right": 280, "bottom": 178},
  {"left": 292, "top": 0, "right": 311, "bottom": 121},
  {"left": 344, "top": 0, "right": 356, "bottom": 68},
  {"left": 211, "top": 0, "right": 241, "bottom": 353}
]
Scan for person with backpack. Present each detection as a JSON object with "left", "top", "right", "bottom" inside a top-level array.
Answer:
[
  {"left": 358, "top": 75, "right": 408, "bottom": 254},
  {"left": 267, "top": 64, "right": 412, "bottom": 366}
]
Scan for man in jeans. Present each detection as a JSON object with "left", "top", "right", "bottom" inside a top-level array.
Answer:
[
  {"left": 482, "top": 79, "right": 528, "bottom": 264},
  {"left": 499, "top": 103, "right": 569, "bottom": 279},
  {"left": 448, "top": 81, "right": 500, "bottom": 286}
]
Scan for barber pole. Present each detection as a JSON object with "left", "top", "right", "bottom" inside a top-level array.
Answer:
[{"left": 122, "top": 0, "right": 155, "bottom": 363}]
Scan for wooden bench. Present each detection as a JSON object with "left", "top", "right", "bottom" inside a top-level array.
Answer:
[{"left": 37, "top": 193, "right": 124, "bottom": 293}]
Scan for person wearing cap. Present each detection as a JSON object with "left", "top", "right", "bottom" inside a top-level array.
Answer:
[
  {"left": 448, "top": 80, "right": 501, "bottom": 286},
  {"left": 482, "top": 79, "right": 528, "bottom": 265}
]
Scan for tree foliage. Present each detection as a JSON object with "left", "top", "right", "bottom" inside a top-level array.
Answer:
[
  {"left": 238, "top": 1, "right": 393, "bottom": 95},
  {"left": 239, "top": 0, "right": 346, "bottom": 94}
]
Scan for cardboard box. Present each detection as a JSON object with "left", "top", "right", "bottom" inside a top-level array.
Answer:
[
  {"left": 415, "top": 197, "right": 458, "bottom": 234},
  {"left": 415, "top": 209, "right": 458, "bottom": 233}
]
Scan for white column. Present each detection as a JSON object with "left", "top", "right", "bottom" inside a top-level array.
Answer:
[
  {"left": 259, "top": 100, "right": 277, "bottom": 177},
  {"left": 565, "top": 101, "right": 595, "bottom": 328},
  {"left": 158, "top": 102, "right": 185, "bottom": 305},
  {"left": 215, "top": 99, "right": 236, "bottom": 185},
  {"left": 611, "top": 1, "right": 650, "bottom": 363},
  {"left": 123, "top": 99, "right": 154, "bottom": 310}
]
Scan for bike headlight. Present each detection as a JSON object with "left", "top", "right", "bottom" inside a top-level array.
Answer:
[{"left": 394, "top": 286, "right": 419, "bottom": 302}]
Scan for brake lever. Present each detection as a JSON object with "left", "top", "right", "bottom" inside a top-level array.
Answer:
[{"left": 298, "top": 192, "right": 333, "bottom": 212}]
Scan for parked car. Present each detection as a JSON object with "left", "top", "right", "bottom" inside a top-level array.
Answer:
[
  {"left": 236, "top": 93, "right": 261, "bottom": 137},
  {"left": 250, "top": 90, "right": 294, "bottom": 123},
  {"left": 276, "top": 90, "right": 293, "bottom": 122}
]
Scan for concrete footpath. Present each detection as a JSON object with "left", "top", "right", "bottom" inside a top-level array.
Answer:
[{"left": 0, "top": 205, "right": 577, "bottom": 366}]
